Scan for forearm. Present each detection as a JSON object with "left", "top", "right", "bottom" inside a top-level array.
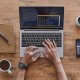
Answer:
[
  {"left": 55, "top": 62, "right": 68, "bottom": 80},
  {"left": 16, "top": 69, "right": 26, "bottom": 80}
]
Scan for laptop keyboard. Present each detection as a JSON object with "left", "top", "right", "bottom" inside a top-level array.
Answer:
[{"left": 22, "top": 33, "right": 62, "bottom": 47}]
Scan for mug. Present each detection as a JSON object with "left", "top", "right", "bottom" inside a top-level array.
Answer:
[
  {"left": 75, "top": 16, "right": 80, "bottom": 28},
  {"left": 0, "top": 59, "right": 12, "bottom": 74}
]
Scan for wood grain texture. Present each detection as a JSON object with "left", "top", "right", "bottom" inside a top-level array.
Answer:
[{"left": 0, "top": 0, "right": 80, "bottom": 80}]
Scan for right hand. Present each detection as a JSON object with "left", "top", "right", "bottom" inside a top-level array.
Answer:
[
  {"left": 23, "top": 46, "right": 40, "bottom": 65},
  {"left": 42, "top": 39, "right": 61, "bottom": 65}
]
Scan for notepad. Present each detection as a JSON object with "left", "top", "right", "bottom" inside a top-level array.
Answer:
[{"left": 0, "top": 24, "right": 16, "bottom": 53}]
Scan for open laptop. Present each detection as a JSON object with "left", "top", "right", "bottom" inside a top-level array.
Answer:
[{"left": 19, "top": 7, "right": 64, "bottom": 57}]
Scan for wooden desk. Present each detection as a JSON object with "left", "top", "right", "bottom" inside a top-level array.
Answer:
[
  {"left": 0, "top": 0, "right": 80, "bottom": 80},
  {"left": 0, "top": 23, "right": 80, "bottom": 80}
]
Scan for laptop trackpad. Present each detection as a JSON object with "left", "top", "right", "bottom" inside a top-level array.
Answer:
[{"left": 20, "top": 47, "right": 63, "bottom": 58}]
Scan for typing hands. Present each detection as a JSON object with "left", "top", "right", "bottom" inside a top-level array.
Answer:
[
  {"left": 23, "top": 39, "right": 61, "bottom": 65},
  {"left": 17, "top": 39, "right": 67, "bottom": 80}
]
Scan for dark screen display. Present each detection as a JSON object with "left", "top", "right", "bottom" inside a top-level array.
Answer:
[
  {"left": 76, "top": 40, "right": 80, "bottom": 55},
  {"left": 19, "top": 7, "right": 64, "bottom": 29},
  {"left": 77, "top": 40, "right": 80, "bottom": 46}
]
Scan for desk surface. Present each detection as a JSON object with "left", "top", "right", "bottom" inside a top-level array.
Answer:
[
  {"left": 0, "top": 0, "right": 80, "bottom": 80},
  {"left": 0, "top": 25, "right": 80, "bottom": 80}
]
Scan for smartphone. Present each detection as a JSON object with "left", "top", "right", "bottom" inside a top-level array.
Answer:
[{"left": 76, "top": 39, "right": 80, "bottom": 57}]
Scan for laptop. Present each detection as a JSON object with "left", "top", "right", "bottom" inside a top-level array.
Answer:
[{"left": 19, "top": 7, "right": 64, "bottom": 57}]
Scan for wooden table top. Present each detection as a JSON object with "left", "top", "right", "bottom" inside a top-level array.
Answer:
[
  {"left": 0, "top": 21, "right": 80, "bottom": 80},
  {"left": 0, "top": 0, "right": 80, "bottom": 80}
]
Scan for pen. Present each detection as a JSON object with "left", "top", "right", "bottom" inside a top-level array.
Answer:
[{"left": 0, "top": 32, "right": 11, "bottom": 45}]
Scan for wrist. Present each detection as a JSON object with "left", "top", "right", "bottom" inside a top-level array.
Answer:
[
  {"left": 54, "top": 61, "right": 62, "bottom": 67},
  {"left": 52, "top": 58, "right": 61, "bottom": 65},
  {"left": 18, "top": 62, "right": 28, "bottom": 70},
  {"left": 22, "top": 58, "right": 29, "bottom": 65},
  {"left": 18, "top": 68, "right": 26, "bottom": 72},
  {"left": 54, "top": 61, "right": 63, "bottom": 70}
]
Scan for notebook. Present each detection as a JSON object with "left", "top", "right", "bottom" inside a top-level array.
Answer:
[{"left": 0, "top": 24, "right": 16, "bottom": 53}]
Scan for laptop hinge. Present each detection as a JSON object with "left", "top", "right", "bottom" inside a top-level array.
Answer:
[{"left": 23, "top": 29, "right": 60, "bottom": 31}]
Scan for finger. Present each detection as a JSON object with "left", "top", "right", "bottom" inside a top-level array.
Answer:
[
  {"left": 42, "top": 42, "right": 49, "bottom": 49},
  {"left": 29, "top": 50, "right": 40, "bottom": 56},
  {"left": 26, "top": 47, "right": 38, "bottom": 53},
  {"left": 47, "top": 39, "right": 54, "bottom": 48},
  {"left": 42, "top": 41, "right": 52, "bottom": 53},
  {"left": 53, "top": 40, "right": 57, "bottom": 48},
  {"left": 32, "top": 51, "right": 40, "bottom": 57},
  {"left": 32, "top": 54, "right": 40, "bottom": 61},
  {"left": 30, "top": 47, "right": 38, "bottom": 52},
  {"left": 25, "top": 47, "right": 38, "bottom": 56},
  {"left": 42, "top": 42, "right": 51, "bottom": 53},
  {"left": 26, "top": 46, "right": 33, "bottom": 51},
  {"left": 26, "top": 46, "right": 37, "bottom": 51},
  {"left": 25, "top": 46, "right": 33, "bottom": 53},
  {"left": 45, "top": 39, "right": 52, "bottom": 49}
]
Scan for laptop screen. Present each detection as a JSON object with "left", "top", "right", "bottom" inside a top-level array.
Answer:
[{"left": 19, "top": 7, "right": 64, "bottom": 29}]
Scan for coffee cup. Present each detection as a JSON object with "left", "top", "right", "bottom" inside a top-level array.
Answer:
[
  {"left": 75, "top": 16, "right": 80, "bottom": 28},
  {"left": 0, "top": 59, "right": 12, "bottom": 74}
]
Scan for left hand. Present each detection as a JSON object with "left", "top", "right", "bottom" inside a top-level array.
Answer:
[{"left": 23, "top": 46, "right": 40, "bottom": 65}]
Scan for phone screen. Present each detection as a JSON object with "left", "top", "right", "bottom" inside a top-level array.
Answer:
[{"left": 76, "top": 40, "right": 80, "bottom": 57}]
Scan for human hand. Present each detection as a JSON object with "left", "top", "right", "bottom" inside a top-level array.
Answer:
[
  {"left": 23, "top": 46, "right": 40, "bottom": 65},
  {"left": 42, "top": 39, "right": 61, "bottom": 65}
]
